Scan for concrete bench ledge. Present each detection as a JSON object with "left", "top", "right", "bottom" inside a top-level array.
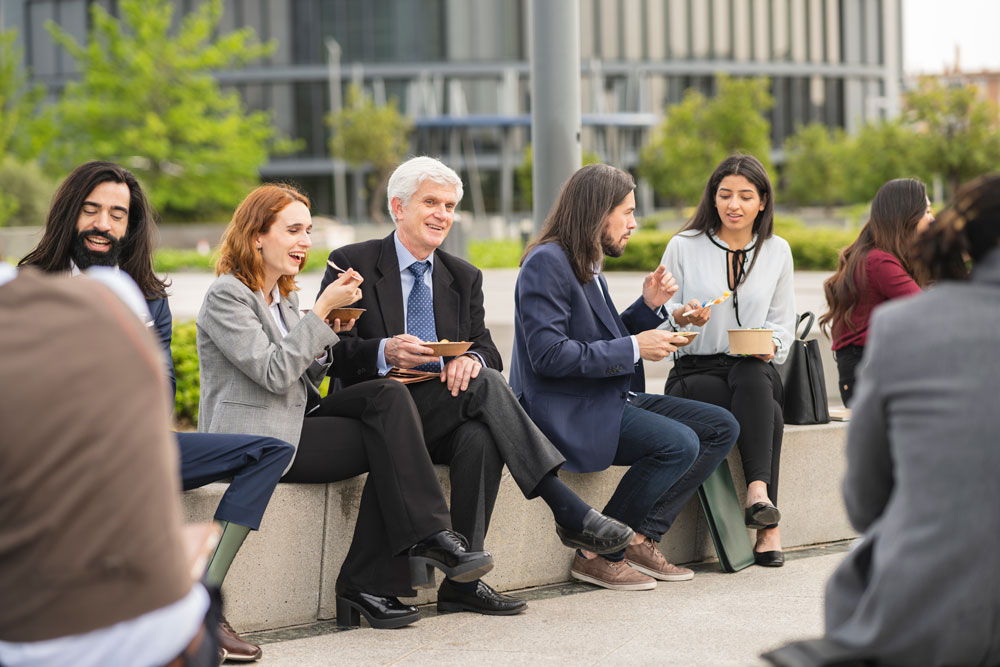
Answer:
[{"left": 182, "top": 421, "right": 853, "bottom": 633}]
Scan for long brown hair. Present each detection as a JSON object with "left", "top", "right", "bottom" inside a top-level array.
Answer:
[
  {"left": 913, "top": 173, "right": 1000, "bottom": 282},
  {"left": 216, "top": 184, "right": 310, "bottom": 297},
  {"left": 820, "top": 178, "right": 928, "bottom": 337},
  {"left": 521, "top": 164, "right": 635, "bottom": 284},
  {"left": 18, "top": 161, "right": 168, "bottom": 299}
]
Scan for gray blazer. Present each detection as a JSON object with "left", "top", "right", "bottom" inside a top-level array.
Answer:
[
  {"left": 824, "top": 248, "right": 1000, "bottom": 666},
  {"left": 196, "top": 274, "right": 338, "bottom": 466}
]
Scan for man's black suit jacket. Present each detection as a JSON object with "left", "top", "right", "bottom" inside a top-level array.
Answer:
[{"left": 318, "top": 233, "right": 502, "bottom": 385}]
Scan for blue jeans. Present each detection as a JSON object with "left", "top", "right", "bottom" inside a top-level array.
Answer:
[{"left": 602, "top": 393, "right": 739, "bottom": 541}]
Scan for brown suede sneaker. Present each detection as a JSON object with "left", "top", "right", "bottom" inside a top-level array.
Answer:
[
  {"left": 625, "top": 538, "right": 694, "bottom": 581},
  {"left": 570, "top": 553, "right": 657, "bottom": 591}
]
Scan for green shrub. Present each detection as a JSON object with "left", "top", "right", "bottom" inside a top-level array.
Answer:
[
  {"left": 0, "top": 158, "right": 54, "bottom": 226},
  {"left": 468, "top": 239, "right": 524, "bottom": 268},
  {"left": 171, "top": 320, "right": 200, "bottom": 428},
  {"left": 773, "top": 216, "right": 857, "bottom": 271},
  {"left": 602, "top": 216, "right": 858, "bottom": 273},
  {"left": 154, "top": 247, "right": 333, "bottom": 273}
]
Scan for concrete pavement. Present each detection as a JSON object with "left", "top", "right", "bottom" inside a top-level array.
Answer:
[{"left": 242, "top": 542, "right": 848, "bottom": 666}]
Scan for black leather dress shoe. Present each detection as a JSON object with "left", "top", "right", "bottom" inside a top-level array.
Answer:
[
  {"left": 754, "top": 550, "right": 785, "bottom": 567},
  {"left": 335, "top": 588, "right": 420, "bottom": 629},
  {"left": 555, "top": 508, "right": 635, "bottom": 554},
  {"left": 745, "top": 502, "right": 782, "bottom": 529},
  {"left": 409, "top": 529, "right": 494, "bottom": 589},
  {"left": 437, "top": 579, "right": 527, "bottom": 616}
]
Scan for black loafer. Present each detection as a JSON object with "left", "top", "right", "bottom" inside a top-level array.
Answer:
[
  {"left": 437, "top": 579, "right": 527, "bottom": 616},
  {"left": 409, "top": 529, "right": 494, "bottom": 589},
  {"left": 335, "top": 588, "right": 420, "bottom": 629},
  {"left": 754, "top": 550, "right": 785, "bottom": 567},
  {"left": 555, "top": 508, "right": 635, "bottom": 554},
  {"left": 745, "top": 502, "right": 781, "bottom": 529}
]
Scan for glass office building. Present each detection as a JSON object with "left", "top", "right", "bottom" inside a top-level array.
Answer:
[{"left": 2, "top": 0, "right": 903, "bottom": 219}]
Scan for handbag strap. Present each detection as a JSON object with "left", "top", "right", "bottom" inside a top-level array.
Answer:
[{"left": 796, "top": 311, "right": 816, "bottom": 341}]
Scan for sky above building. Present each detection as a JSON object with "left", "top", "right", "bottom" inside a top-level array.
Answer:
[{"left": 903, "top": 0, "right": 1000, "bottom": 73}]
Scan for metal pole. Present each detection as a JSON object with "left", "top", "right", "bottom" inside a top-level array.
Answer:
[
  {"left": 530, "top": 0, "right": 582, "bottom": 233},
  {"left": 326, "top": 39, "right": 348, "bottom": 223}
]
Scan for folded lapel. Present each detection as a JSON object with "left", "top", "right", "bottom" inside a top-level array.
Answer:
[
  {"left": 584, "top": 276, "right": 620, "bottom": 338},
  {"left": 598, "top": 274, "right": 630, "bottom": 337},
  {"left": 431, "top": 254, "right": 459, "bottom": 341},
  {"left": 375, "top": 235, "right": 406, "bottom": 336}
]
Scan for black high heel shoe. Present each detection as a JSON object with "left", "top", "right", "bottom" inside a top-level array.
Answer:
[
  {"left": 335, "top": 589, "right": 420, "bottom": 629},
  {"left": 408, "top": 529, "right": 494, "bottom": 589},
  {"left": 744, "top": 502, "right": 781, "bottom": 529}
]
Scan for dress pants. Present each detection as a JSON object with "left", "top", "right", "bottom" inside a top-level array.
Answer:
[
  {"left": 605, "top": 393, "right": 739, "bottom": 540},
  {"left": 177, "top": 432, "right": 295, "bottom": 530},
  {"left": 666, "top": 355, "right": 784, "bottom": 503},
  {"left": 281, "top": 378, "right": 452, "bottom": 597},
  {"left": 406, "top": 368, "right": 566, "bottom": 552}
]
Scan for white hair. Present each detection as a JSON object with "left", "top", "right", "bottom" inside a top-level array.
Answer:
[{"left": 386, "top": 156, "right": 464, "bottom": 223}]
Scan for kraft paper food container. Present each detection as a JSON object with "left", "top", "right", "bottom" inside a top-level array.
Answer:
[
  {"left": 728, "top": 328, "right": 773, "bottom": 355},
  {"left": 422, "top": 341, "right": 473, "bottom": 356}
]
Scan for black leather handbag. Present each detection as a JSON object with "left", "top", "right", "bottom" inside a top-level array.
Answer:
[{"left": 777, "top": 312, "right": 830, "bottom": 425}]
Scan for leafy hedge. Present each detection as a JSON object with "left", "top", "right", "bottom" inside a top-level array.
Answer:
[
  {"left": 156, "top": 240, "right": 525, "bottom": 274},
  {"left": 604, "top": 216, "right": 857, "bottom": 272},
  {"left": 171, "top": 320, "right": 200, "bottom": 428}
]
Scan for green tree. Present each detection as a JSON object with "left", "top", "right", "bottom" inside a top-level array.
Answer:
[
  {"left": 515, "top": 143, "right": 601, "bottom": 211},
  {"left": 640, "top": 74, "right": 774, "bottom": 206},
  {"left": 40, "top": 0, "right": 289, "bottom": 221},
  {"left": 843, "top": 119, "right": 927, "bottom": 202},
  {"left": 905, "top": 77, "right": 1000, "bottom": 196},
  {"left": 328, "top": 84, "right": 413, "bottom": 225},
  {"left": 781, "top": 123, "right": 850, "bottom": 207},
  {"left": 0, "top": 29, "right": 45, "bottom": 160},
  {"left": 0, "top": 29, "right": 54, "bottom": 225}
]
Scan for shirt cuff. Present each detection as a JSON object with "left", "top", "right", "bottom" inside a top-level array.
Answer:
[
  {"left": 377, "top": 339, "right": 391, "bottom": 376},
  {"left": 630, "top": 335, "right": 640, "bottom": 363},
  {"left": 464, "top": 351, "right": 485, "bottom": 367}
]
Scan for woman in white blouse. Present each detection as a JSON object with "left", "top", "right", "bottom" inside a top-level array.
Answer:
[{"left": 659, "top": 155, "right": 795, "bottom": 567}]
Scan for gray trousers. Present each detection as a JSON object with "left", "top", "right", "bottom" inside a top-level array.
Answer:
[{"left": 406, "top": 368, "right": 565, "bottom": 551}]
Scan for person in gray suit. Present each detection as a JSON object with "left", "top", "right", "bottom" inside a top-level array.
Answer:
[
  {"left": 764, "top": 173, "right": 1000, "bottom": 667},
  {"left": 197, "top": 183, "right": 493, "bottom": 631}
]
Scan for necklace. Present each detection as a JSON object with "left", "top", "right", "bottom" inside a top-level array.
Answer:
[{"left": 707, "top": 233, "right": 756, "bottom": 327}]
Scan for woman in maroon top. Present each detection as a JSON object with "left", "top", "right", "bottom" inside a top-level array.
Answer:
[{"left": 820, "top": 178, "right": 933, "bottom": 404}]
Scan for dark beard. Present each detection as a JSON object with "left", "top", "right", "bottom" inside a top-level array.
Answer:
[
  {"left": 601, "top": 230, "right": 625, "bottom": 258},
  {"left": 70, "top": 229, "right": 123, "bottom": 269}
]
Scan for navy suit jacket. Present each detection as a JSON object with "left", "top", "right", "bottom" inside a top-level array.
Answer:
[
  {"left": 509, "top": 242, "right": 664, "bottom": 473},
  {"left": 146, "top": 296, "right": 176, "bottom": 402}
]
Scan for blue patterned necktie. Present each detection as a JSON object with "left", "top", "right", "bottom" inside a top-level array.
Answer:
[{"left": 406, "top": 261, "right": 440, "bottom": 372}]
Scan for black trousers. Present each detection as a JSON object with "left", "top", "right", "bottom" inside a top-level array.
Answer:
[
  {"left": 405, "top": 368, "right": 566, "bottom": 552},
  {"left": 833, "top": 344, "right": 864, "bottom": 406},
  {"left": 281, "top": 378, "right": 451, "bottom": 597},
  {"left": 665, "top": 355, "right": 784, "bottom": 504}
]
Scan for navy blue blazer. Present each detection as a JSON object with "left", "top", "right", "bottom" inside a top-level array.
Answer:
[
  {"left": 509, "top": 242, "right": 664, "bottom": 473},
  {"left": 146, "top": 296, "right": 176, "bottom": 402}
]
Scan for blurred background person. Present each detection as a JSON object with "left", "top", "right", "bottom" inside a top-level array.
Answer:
[
  {"left": 766, "top": 173, "right": 1000, "bottom": 667},
  {"left": 0, "top": 267, "right": 221, "bottom": 667},
  {"left": 820, "top": 178, "right": 933, "bottom": 405},
  {"left": 660, "top": 155, "right": 794, "bottom": 567}
]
